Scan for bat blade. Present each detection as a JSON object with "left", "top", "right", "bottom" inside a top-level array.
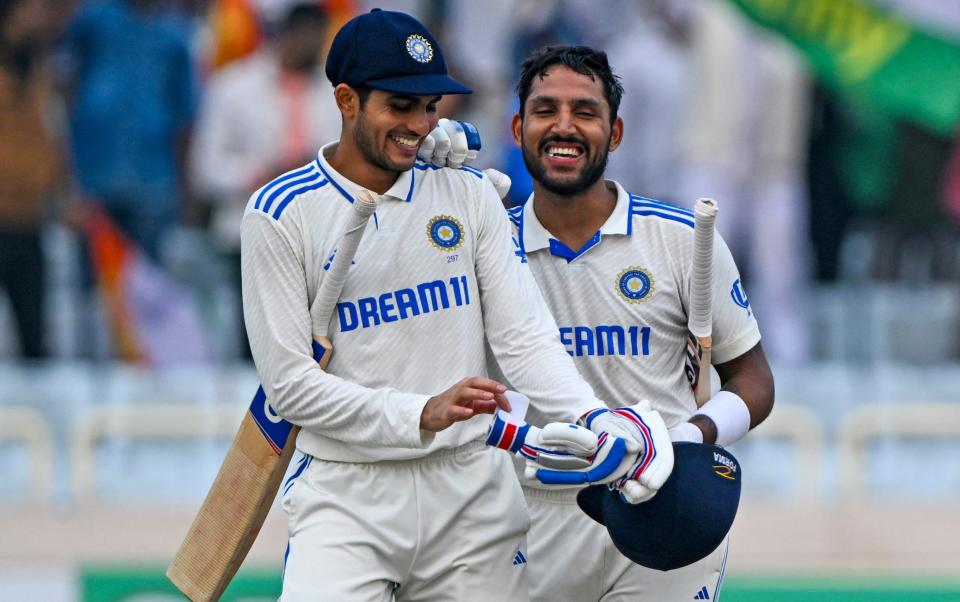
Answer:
[
  {"left": 166, "top": 399, "right": 298, "bottom": 601},
  {"left": 689, "top": 198, "right": 718, "bottom": 407},
  {"left": 167, "top": 192, "right": 377, "bottom": 601}
]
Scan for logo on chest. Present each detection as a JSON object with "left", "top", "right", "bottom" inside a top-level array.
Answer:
[
  {"left": 616, "top": 267, "right": 655, "bottom": 303},
  {"left": 427, "top": 215, "right": 464, "bottom": 252}
]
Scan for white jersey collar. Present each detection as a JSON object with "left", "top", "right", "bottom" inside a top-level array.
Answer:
[
  {"left": 315, "top": 141, "right": 417, "bottom": 204},
  {"left": 519, "top": 180, "right": 631, "bottom": 256}
]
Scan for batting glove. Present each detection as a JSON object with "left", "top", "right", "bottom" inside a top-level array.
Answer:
[
  {"left": 418, "top": 118, "right": 481, "bottom": 169},
  {"left": 531, "top": 428, "right": 633, "bottom": 486},
  {"left": 486, "top": 408, "right": 640, "bottom": 487},
  {"left": 486, "top": 410, "right": 595, "bottom": 468},
  {"left": 583, "top": 401, "right": 674, "bottom": 504},
  {"left": 483, "top": 168, "right": 512, "bottom": 200}
]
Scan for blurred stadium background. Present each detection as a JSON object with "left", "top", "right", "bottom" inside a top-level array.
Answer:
[{"left": 1, "top": 0, "right": 960, "bottom": 600}]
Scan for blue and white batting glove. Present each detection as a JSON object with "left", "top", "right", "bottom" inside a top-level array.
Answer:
[
  {"left": 418, "top": 118, "right": 481, "bottom": 169},
  {"left": 417, "top": 119, "right": 512, "bottom": 200},
  {"left": 485, "top": 410, "right": 622, "bottom": 477},
  {"left": 486, "top": 410, "right": 635, "bottom": 486},
  {"left": 531, "top": 428, "right": 633, "bottom": 486},
  {"left": 582, "top": 401, "right": 675, "bottom": 504}
]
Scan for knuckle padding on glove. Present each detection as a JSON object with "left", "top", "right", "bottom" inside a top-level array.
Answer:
[
  {"left": 540, "top": 422, "right": 598, "bottom": 455},
  {"left": 536, "top": 437, "right": 627, "bottom": 485}
]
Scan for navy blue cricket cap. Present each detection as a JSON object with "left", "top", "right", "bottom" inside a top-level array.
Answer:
[
  {"left": 577, "top": 442, "right": 742, "bottom": 571},
  {"left": 325, "top": 8, "right": 471, "bottom": 96}
]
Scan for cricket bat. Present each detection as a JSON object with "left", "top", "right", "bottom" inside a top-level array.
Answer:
[
  {"left": 687, "top": 198, "right": 718, "bottom": 407},
  {"left": 167, "top": 190, "right": 380, "bottom": 601}
]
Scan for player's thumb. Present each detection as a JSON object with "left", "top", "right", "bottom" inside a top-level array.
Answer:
[{"left": 484, "top": 168, "right": 512, "bottom": 200}]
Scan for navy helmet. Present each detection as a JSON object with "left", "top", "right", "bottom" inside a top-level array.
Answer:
[
  {"left": 325, "top": 8, "right": 471, "bottom": 96},
  {"left": 577, "top": 442, "right": 742, "bottom": 571}
]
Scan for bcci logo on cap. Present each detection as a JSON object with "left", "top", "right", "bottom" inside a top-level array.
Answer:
[
  {"left": 616, "top": 267, "right": 654, "bottom": 303},
  {"left": 427, "top": 215, "right": 463, "bottom": 251},
  {"left": 406, "top": 34, "right": 433, "bottom": 63}
]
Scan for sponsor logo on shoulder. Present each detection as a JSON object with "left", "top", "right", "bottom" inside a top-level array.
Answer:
[{"left": 731, "top": 278, "right": 751, "bottom": 316}]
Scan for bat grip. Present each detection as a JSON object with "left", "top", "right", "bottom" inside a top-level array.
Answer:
[
  {"left": 312, "top": 191, "right": 379, "bottom": 333},
  {"left": 689, "top": 198, "right": 717, "bottom": 338}
]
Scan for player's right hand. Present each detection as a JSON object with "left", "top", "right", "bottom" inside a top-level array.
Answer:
[
  {"left": 420, "top": 377, "right": 509, "bottom": 432},
  {"left": 583, "top": 402, "right": 674, "bottom": 504},
  {"left": 418, "top": 118, "right": 481, "bottom": 169}
]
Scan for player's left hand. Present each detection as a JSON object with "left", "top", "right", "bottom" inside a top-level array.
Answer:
[
  {"left": 580, "top": 402, "right": 674, "bottom": 504},
  {"left": 418, "top": 118, "right": 481, "bottom": 169}
]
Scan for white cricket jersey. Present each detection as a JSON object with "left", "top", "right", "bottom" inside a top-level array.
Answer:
[
  {"left": 508, "top": 180, "right": 760, "bottom": 430},
  {"left": 240, "top": 142, "right": 603, "bottom": 463}
]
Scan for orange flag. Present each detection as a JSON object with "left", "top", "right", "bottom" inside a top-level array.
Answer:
[
  {"left": 209, "top": 0, "right": 262, "bottom": 71},
  {"left": 85, "top": 206, "right": 212, "bottom": 365}
]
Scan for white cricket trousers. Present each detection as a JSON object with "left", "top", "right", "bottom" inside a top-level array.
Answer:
[
  {"left": 281, "top": 441, "right": 530, "bottom": 602},
  {"left": 523, "top": 486, "right": 729, "bottom": 602}
]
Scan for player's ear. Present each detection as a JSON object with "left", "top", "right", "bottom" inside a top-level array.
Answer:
[
  {"left": 511, "top": 113, "right": 523, "bottom": 146},
  {"left": 335, "top": 83, "right": 360, "bottom": 118},
  {"left": 608, "top": 116, "right": 624, "bottom": 152}
]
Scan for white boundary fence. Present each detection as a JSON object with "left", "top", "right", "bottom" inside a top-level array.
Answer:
[{"left": 3, "top": 400, "right": 960, "bottom": 504}]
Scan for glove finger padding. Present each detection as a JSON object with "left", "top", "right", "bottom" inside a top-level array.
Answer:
[
  {"left": 429, "top": 123, "right": 452, "bottom": 163},
  {"left": 418, "top": 119, "right": 483, "bottom": 168},
  {"left": 439, "top": 119, "right": 468, "bottom": 168},
  {"left": 579, "top": 407, "right": 644, "bottom": 454},
  {"left": 609, "top": 403, "right": 675, "bottom": 504},
  {"left": 618, "top": 480, "right": 658, "bottom": 504},
  {"left": 416, "top": 133, "right": 437, "bottom": 163},
  {"left": 534, "top": 432, "right": 636, "bottom": 486},
  {"left": 483, "top": 168, "right": 512, "bottom": 200},
  {"left": 485, "top": 412, "right": 598, "bottom": 471}
]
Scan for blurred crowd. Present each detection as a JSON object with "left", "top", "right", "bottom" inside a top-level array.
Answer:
[{"left": 1, "top": 0, "right": 959, "bottom": 366}]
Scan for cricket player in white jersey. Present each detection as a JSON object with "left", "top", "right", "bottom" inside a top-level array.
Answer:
[
  {"left": 501, "top": 45, "right": 776, "bottom": 601},
  {"left": 240, "top": 11, "right": 673, "bottom": 602}
]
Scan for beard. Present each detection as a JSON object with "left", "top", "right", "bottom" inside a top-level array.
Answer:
[
  {"left": 353, "top": 111, "right": 412, "bottom": 174},
  {"left": 521, "top": 133, "right": 609, "bottom": 196}
]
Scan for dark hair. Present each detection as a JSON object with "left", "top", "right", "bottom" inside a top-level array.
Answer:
[
  {"left": 516, "top": 45, "right": 624, "bottom": 124},
  {"left": 352, "top": 84, "right": 373, "bottom": 108}
]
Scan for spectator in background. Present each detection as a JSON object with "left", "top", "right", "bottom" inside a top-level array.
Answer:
[
  {"left": 64, "top": 0, "right": 196, "bottom": 261},
  {"left": 190, "top": 2, "right": 337, "bottom": 358},
  {"left": 0, "top": 0, "right": 63, "bottom": 358},
  {"left": 678, "top": 0, "right": 812, "bottom": 365},
  {"left": 606, "top": 0, "right": 693, "bottom": 203}
]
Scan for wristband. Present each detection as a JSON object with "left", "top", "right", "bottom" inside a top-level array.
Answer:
[{"left": 692, "top": 390, "right": 750, "bottom": 447}]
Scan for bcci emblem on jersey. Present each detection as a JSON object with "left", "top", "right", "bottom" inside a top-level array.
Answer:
[
  {"left": 406, "top": 34, "right": 433, "bottom": 63},
  {"left": 427, "top": 215, "right": 464, "bottom": 251},
  {"left": 616, "top": 267, "right": 654, "bottom": 303}
]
